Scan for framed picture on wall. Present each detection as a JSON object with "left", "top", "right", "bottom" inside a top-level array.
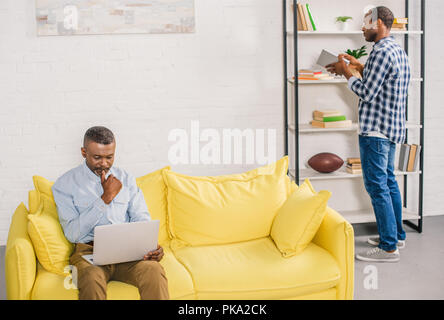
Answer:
[{"left": 35, "top": 0, "right": 196, "bottom": 36}]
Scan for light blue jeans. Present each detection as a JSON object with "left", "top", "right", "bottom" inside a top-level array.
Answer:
[{"left": 359, "top": 135, "right": 406, "bottom": 251}]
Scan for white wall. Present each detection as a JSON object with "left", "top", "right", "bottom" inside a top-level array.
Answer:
[
  {"left": 0, "top": 0, "right": 284, "bottom": 244},
  {"left": 0, "top": 0, "right": 442, "bottom": 244}
]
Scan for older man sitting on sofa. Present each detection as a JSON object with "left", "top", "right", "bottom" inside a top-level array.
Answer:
[{"left": 51, "top": 126, "right": 169, "bottom": 300}]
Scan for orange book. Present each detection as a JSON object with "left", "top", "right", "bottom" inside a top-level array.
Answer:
[
  {"left": 407, "top": 144, "right": 417, "bottom": 172},
  {"left": 298, "top": 77, "right": 319, "bottom": 80}
]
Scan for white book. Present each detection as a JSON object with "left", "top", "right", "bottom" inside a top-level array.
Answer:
[{"left": 302, "top": 4, "right": 313, "bottom": 31}]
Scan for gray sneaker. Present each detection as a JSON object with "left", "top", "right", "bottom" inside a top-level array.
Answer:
[
  {"left": 356, "top": 247, "right": 400, "bottom": 262},
  {"left": 367, "top": 236, "right": 405, "bottom": 249}
]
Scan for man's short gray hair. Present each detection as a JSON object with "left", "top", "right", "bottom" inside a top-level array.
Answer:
[{"left": 83, "top": 126, "right": 115, "bottom": 147}]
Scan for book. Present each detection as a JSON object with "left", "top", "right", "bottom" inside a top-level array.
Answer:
[
  {"left": 346, "top": 166, "right": 362, "bottom": 174},
  {"left": 346, "top": 163, "right": 362, "bottom": 169},
  {"left": 394, "top": 18, "right": 408, "bottom": 24},
  {"left": 313, "top": 115, "right": 347, "bottom": 122},
  {"left": 297, "top": 4, "right": 308, "bottom": 31},
  {"left": 347, "top": 157, "right": 361, "bottom": 164},
  {"left": 298, "top": 69, "right": 322, "bottom": 75},
  {"left": 413, "top": 144, "right": 421, "bottom": 171},
  {"left": 392, "top": 23, "right": 407, "bottom": 28},
  {"left": 313, "top": 110, "right": 342, "bottom": 118},
  {"left": 315, "top": 74, "right": 334, "bottom": 80},
  {"left": 407, "top": 144, "right": 418, "bottom": 172},
  {"left": 302, "top": 3, "right": 313, "bottom": 31},
  {"left": 398, "top": 144, "right": 411, "bottom": 171},
  {"left": 306, "top": 3, "right": 317, "bottom": 31},
  {"left": 311, "top": 120, "right": 352, "bottom": 128},
  {"left": 292, "top": 4, "right": 303, "bottom": 31},
  {"left": 391, "top": 26, "right": 407, "bottom": 31},
  {"left": 298, "top": 74, "right": 334, "bottom": 81}
]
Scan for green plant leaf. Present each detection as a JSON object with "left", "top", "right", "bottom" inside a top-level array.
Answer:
[
  {"left": 346, "top": 45, "right": 367, "bottom": 59},
  {"left": 336, "top": 16, "right": 353, "bottom": 23}
]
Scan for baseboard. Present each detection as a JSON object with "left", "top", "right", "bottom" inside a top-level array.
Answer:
[{"left": 423, "top": 211, "right": 444, "bottom": 217}]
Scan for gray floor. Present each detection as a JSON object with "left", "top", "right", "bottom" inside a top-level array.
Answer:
[
  {"left": 353, "top": 216, "right": 444, "bottom": 299},
  {"left": 1, "top": 216, "right": 443, "bottom": 300}
]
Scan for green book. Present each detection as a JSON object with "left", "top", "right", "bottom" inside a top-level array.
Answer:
[
  {"left": 306, "top": 4, "right": 317, "bottom": 31},
  {"left": 322, "top": 115, "right": 347, "bottom": 122}
]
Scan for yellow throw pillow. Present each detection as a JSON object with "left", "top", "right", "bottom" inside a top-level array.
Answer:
[
  {"left": 136, "top": 166, "right": 171, "bottom": 246},
  {"left": 163, "top": 156, "right": 290, "bottom": 248},
  {"left": 271, "top": 179, "right": 331, "bottom": 257},
  {"left": 28, "top": 189, "right": 40, "bottom": 215},
  {"left": 27, "top": 176, "right": 74, "bottom": 275}
]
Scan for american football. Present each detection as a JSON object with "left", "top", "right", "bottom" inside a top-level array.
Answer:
[{"left": 308, "top": 152, "right": 344, "bottom": 173}]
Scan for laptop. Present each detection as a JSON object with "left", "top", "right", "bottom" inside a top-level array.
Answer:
[{"left": 82, "top": 220, "right": 159, "bottom": 266}]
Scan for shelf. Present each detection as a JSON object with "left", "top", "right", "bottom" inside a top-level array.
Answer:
[
  {"left": 288, "top": 78, "right": 423, "bottom": 85},
  {"left": 289, "top": 167, "right": 422, "bottom": 181},
  {"left": 287, "top": 30, "right": 423, "bottom": 35},
  {"left": 291, "top": 123, "right": 358, "bottom": 132},
  {"left": 283, "top": 1, "right": 425, "bottom": 233},
  {"left": 288, "top": 122, "right": 422, "bottom": 133},
  {"left": 339, "top": 208, "right": 421, "bottom": 224}
]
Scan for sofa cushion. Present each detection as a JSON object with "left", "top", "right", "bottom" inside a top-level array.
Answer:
[
  {"left": 271, "top": 179, "right": 331, "bottom": 257},
  {"left": 171, "top": 236, "right": 341, "bottom": 299},
  {"left": 31, "top": 246, "right": 195, "bottom": 300},
  {"left": 5, "top": 203, "right": 36, "bottom": 300},
  {"left": 136, "top": 166, "right": 171, "bottom": 246},
  {"left": 27, "top": 176, "right": 74, "bottom": 276},
  {"left": 163, "top": 156, "right": 290, "bottom": 248}
]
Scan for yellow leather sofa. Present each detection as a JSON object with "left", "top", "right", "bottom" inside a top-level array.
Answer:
[{"left": 5, "top": 157, "right": 354, "bottom": 300}]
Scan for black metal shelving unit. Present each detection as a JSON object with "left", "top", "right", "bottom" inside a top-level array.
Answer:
[{"left": 283, "top": 0, "right": 425, "bottom": 232}]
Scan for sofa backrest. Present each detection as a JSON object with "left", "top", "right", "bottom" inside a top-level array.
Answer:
[{"left": 163, "top": 156, "right": 291, "bottom": 249}]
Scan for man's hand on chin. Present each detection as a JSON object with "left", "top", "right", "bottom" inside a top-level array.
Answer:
[{"left": 144, "top": 245, "right": 164, "bottom": 262}]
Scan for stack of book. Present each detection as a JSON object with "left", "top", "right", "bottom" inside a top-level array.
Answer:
[
  {"left": 310, "top": 109, "right": 352, "bottom": 128},
  {"left": 296, "top": 69, "right": 334, "bottom": 81},
  {"left": 392, "top": 18, "right": 408, "bottom": 31},
  {"left": 346, "top": 158, "right": 362, "bottom": 174},
  {"left": 398, "top": 143, "right": 421, "bottom": 172},
  {"left": 291, "top": 3, "right": 317, "bottom": 31}
]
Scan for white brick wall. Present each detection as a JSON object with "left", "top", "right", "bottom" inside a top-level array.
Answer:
[
  {"left": 0, "top": 0, "right": 443, "bottom": 244},
  {"left": 0, "top": 0, "right": 284, "bottom": 244}
]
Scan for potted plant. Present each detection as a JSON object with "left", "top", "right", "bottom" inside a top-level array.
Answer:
[
  {"left": 345, "top": 45, "right": 367, "bottom": 79},
  {"left": 346, "top": 45, "right": 368, "bottom": 59},
  {"left": 336, "top": 16, "right": 353, "bottom": 31}
]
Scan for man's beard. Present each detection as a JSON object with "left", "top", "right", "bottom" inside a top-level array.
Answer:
[
  {"left": 94, "top": 167, "right": 110, "bottom": 176},
  {"left": 86, "top": 161, "right": 110, "bottom": 176},
  {"left": 365, "top": 30, "right": 377, "bottom": 42}
]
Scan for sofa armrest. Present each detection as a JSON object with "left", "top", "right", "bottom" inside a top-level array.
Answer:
[
  {"left": 5, "top": 203, "right": 37, "bottom": 300},
  {"left": 312, "top": 206, "right": 354, "bottom": 300}
]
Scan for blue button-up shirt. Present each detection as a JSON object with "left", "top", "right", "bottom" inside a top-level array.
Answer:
[
  {"left": 52, "top": 161, "right": 150, "bottom": 244},
  {"left": 348, "top": 36, "right": 411, "bottom": 144}
]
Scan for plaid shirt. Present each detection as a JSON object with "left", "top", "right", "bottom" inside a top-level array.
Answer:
[{"left": 349, "top": 36, "right": 411, "bottom": 144}]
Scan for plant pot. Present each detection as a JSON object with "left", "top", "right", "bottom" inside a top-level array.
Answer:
[{"left": 339, "top": 21, "right": 350, "bottom": 31}]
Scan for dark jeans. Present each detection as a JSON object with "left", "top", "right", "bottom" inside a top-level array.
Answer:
[{"left": 359, "top": 135, "right": 406, "bottom": 251}]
